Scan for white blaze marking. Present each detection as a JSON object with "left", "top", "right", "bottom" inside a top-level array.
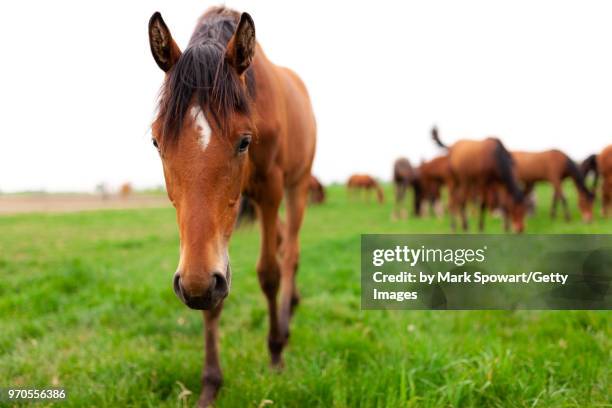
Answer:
[{"left": 191, "top": 106, "right": 211, "bottom": 150}]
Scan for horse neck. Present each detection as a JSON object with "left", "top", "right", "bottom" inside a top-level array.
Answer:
[
  {"left": 493, "top": 142, "right": 524, "bottom": 203},
  {"left": 251, "top": 47, "right": 275, "bottom": 102},
  {"left": 505, "top": 175, "right": 524, "bottom": 204},
  {"left": 580, "top": 154, "right": 600, "bottom": 191},
  {"left": 566, "top": 158, "right": 592, "bottom": 197},
  {"left": 580, "top": 154, "right": 598, "bottom": 176},
  {"left": 241, "top": 50, "right": 283, "bottom": 175},
  {"left": 249, "top": 49, "right": 288, "bottom": 137}
]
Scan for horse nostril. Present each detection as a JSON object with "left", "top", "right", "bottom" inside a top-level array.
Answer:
[
  {"left": 211, "top": 272, "right": 228, "bottom": 297},
  {"left": 173, "top": 273, "right": 184, "bottom": 299},
  {"left": 173, "top": 271, "right": 228, "bottom": 310}
]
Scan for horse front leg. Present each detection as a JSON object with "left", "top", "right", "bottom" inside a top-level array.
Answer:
[
  {"left": 397, "top": 184, "right": 408, "bottom": 219},
  {"left": 278, "top": 178, "right": 309, "bottom": 345},
  {"left": 460, "top": 201, "right": 469, "bottom": 231},
  {"left": 550, "top": 182, "right": 562, "bottom": 219},
  {"left": 447, "top": 184, "right": 459, "bottom": 231},
  {"left": 254, "top": 170, "right": 284, "bottom": 368},
  {"left": 392, "top": 183, "right": 402, "bottom": 220},
  {"left": 429, "top": 197, "right": 435, "bottom": 217},
  {"left": 478, "top": 199, "right": 487, "bottom": 232},
  {"left": 198, "top": 303, "right": 224, "bottom": 408},
  {"left": 457, "top": 184, "right": 469, "bottom": 231},
  {"left": 412, "top": 182, "right": 422, "bottom": 218},
  {"left": 552, "top": 181, "right": 570, "bottom": 221},
  {"left": 449, "top": 205, "right": 457, "bottom": 231},
  {"left": 550, "top": 193, "right": 558, "bottom": 218},
  {"left": 561, "top": 193, "right": 571, "bottom": 221},
  {"left": 477, "top": 184, "right": 488, "bottom": 231}
]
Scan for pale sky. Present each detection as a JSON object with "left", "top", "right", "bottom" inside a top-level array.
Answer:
[{"left": 1, "top": 0, "right": 611, "bottom": 192}]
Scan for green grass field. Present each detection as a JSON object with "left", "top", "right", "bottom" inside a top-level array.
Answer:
[{"left": 1, "top": 183, "right": 610, "bottom": 407}]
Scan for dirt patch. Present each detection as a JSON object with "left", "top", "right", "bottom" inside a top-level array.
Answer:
[{"left": 0, "top": 194, "right": 171, "bottom": 215}]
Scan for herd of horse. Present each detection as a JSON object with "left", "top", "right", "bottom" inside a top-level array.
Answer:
[
  {"left": 146, "top": 6, "right": 610, "bottom": 406},
  {"left": 349, "top": 128, "right": 611, "bottom": 233}
]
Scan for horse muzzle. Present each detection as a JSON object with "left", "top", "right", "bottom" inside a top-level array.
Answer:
[{"left": 173, "top": 264, "right": 231, "bottom": 310}]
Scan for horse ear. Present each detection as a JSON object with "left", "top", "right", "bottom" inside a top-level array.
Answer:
[
  {"left": 226, "top": 13, "right": 256, "bottom": 75},
  {"left": 148, "top": 12, "right": 182, "bottom": 72}
]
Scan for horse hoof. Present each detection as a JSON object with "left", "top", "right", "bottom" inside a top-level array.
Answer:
[
  {"left": 268, "top": 335, "right": 287, "bottom": 364},
  {"left": 198, "top": 372, "right": 222, "bottom": 407},
  {"left": 198, "top": 386, "right": 220, "bottom": 408},
  {"left": 198, "top": 394, "right": 214, "bottom": 408},
  {"left": 270, "top": 353, "right": 285, "bottom": 370}
]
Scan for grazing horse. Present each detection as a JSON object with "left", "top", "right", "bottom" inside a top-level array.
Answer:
[
  {"left": 598, "top": 145, "right": 612, "bottom": 216},
  {"left": 392, "top": 158, "right": 421, "bottom": 219},
  {"left": 119, "top": 182, "right": 132, "bottom": 199},
  {"left": 511, "top": 150, "right": 594, "bottom": 222},
  {"left": 432, "top": 127, "right": 526, "bottom": 232},
  {"left": 417, "top": 155, "right": 452, "bottom": 217},
  {"left": 347, "top": 174, "right": 385, "bottom": 204},
  {"left": 148, "top": 7, "right": 316, "bottom": 406},
  {"left": 308, "top": 175, "right": 326, "bottom": 204}
]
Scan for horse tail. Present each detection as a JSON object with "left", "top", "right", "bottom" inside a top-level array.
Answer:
[
  {"left": 431, "top": 126, "right": 448, "bottom": 149},
  {"left": 318, "top": 184, "right": 326, "bottom": 203},
  {"left": 566, "top": 156, "right": 595, "bottom": 199},
  {"left": 580, "top": 154, "right": 600, "bottom": 190},
  {"left": 493, "top": 140, "right": 524, "bottom": 203}
]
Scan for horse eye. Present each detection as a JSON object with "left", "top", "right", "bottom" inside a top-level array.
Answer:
[
  {"left": 237, "top": 135, "right": 251, "bottom": 154},
  {"left": 152, "top": 138, "right": 159, "bottom": 150}
]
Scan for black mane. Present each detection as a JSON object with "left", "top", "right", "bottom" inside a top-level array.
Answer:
[
  {"left": 493, "top": 139, "right": 525, "bottom": 203},
  {"left": 157, "top": 7, "right": 255, "bottom": 143}
]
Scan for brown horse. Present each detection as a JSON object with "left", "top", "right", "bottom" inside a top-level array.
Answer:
[
  {"left": 119, "top": 182, "right": 133, "bottom": 199},
  {"left": 148, "top": 7, "right": 316, "bottom": 406},
  {"left": 417, "top": 155, "right": 452, "bottom": 217},
  {"left": 347, "top": 174, "right": 384, "bottom": 204},
  {"left": 581, "top": 146, "right": 612, "bottom": 216},
  {"left": 308, "top": 175, "right": 326, "bottom": 204},
  {"left": 432, "top": 127, "right": 526, "bottom": 232},
  {"left": 392, "top": 158, "right": 421, "bottom": 219},
  {"left": 598, "top": 145, "right": 612, "bottom": 216},
  {"left": 511, "top": 150, "right": 594, "bottom": 222}
]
